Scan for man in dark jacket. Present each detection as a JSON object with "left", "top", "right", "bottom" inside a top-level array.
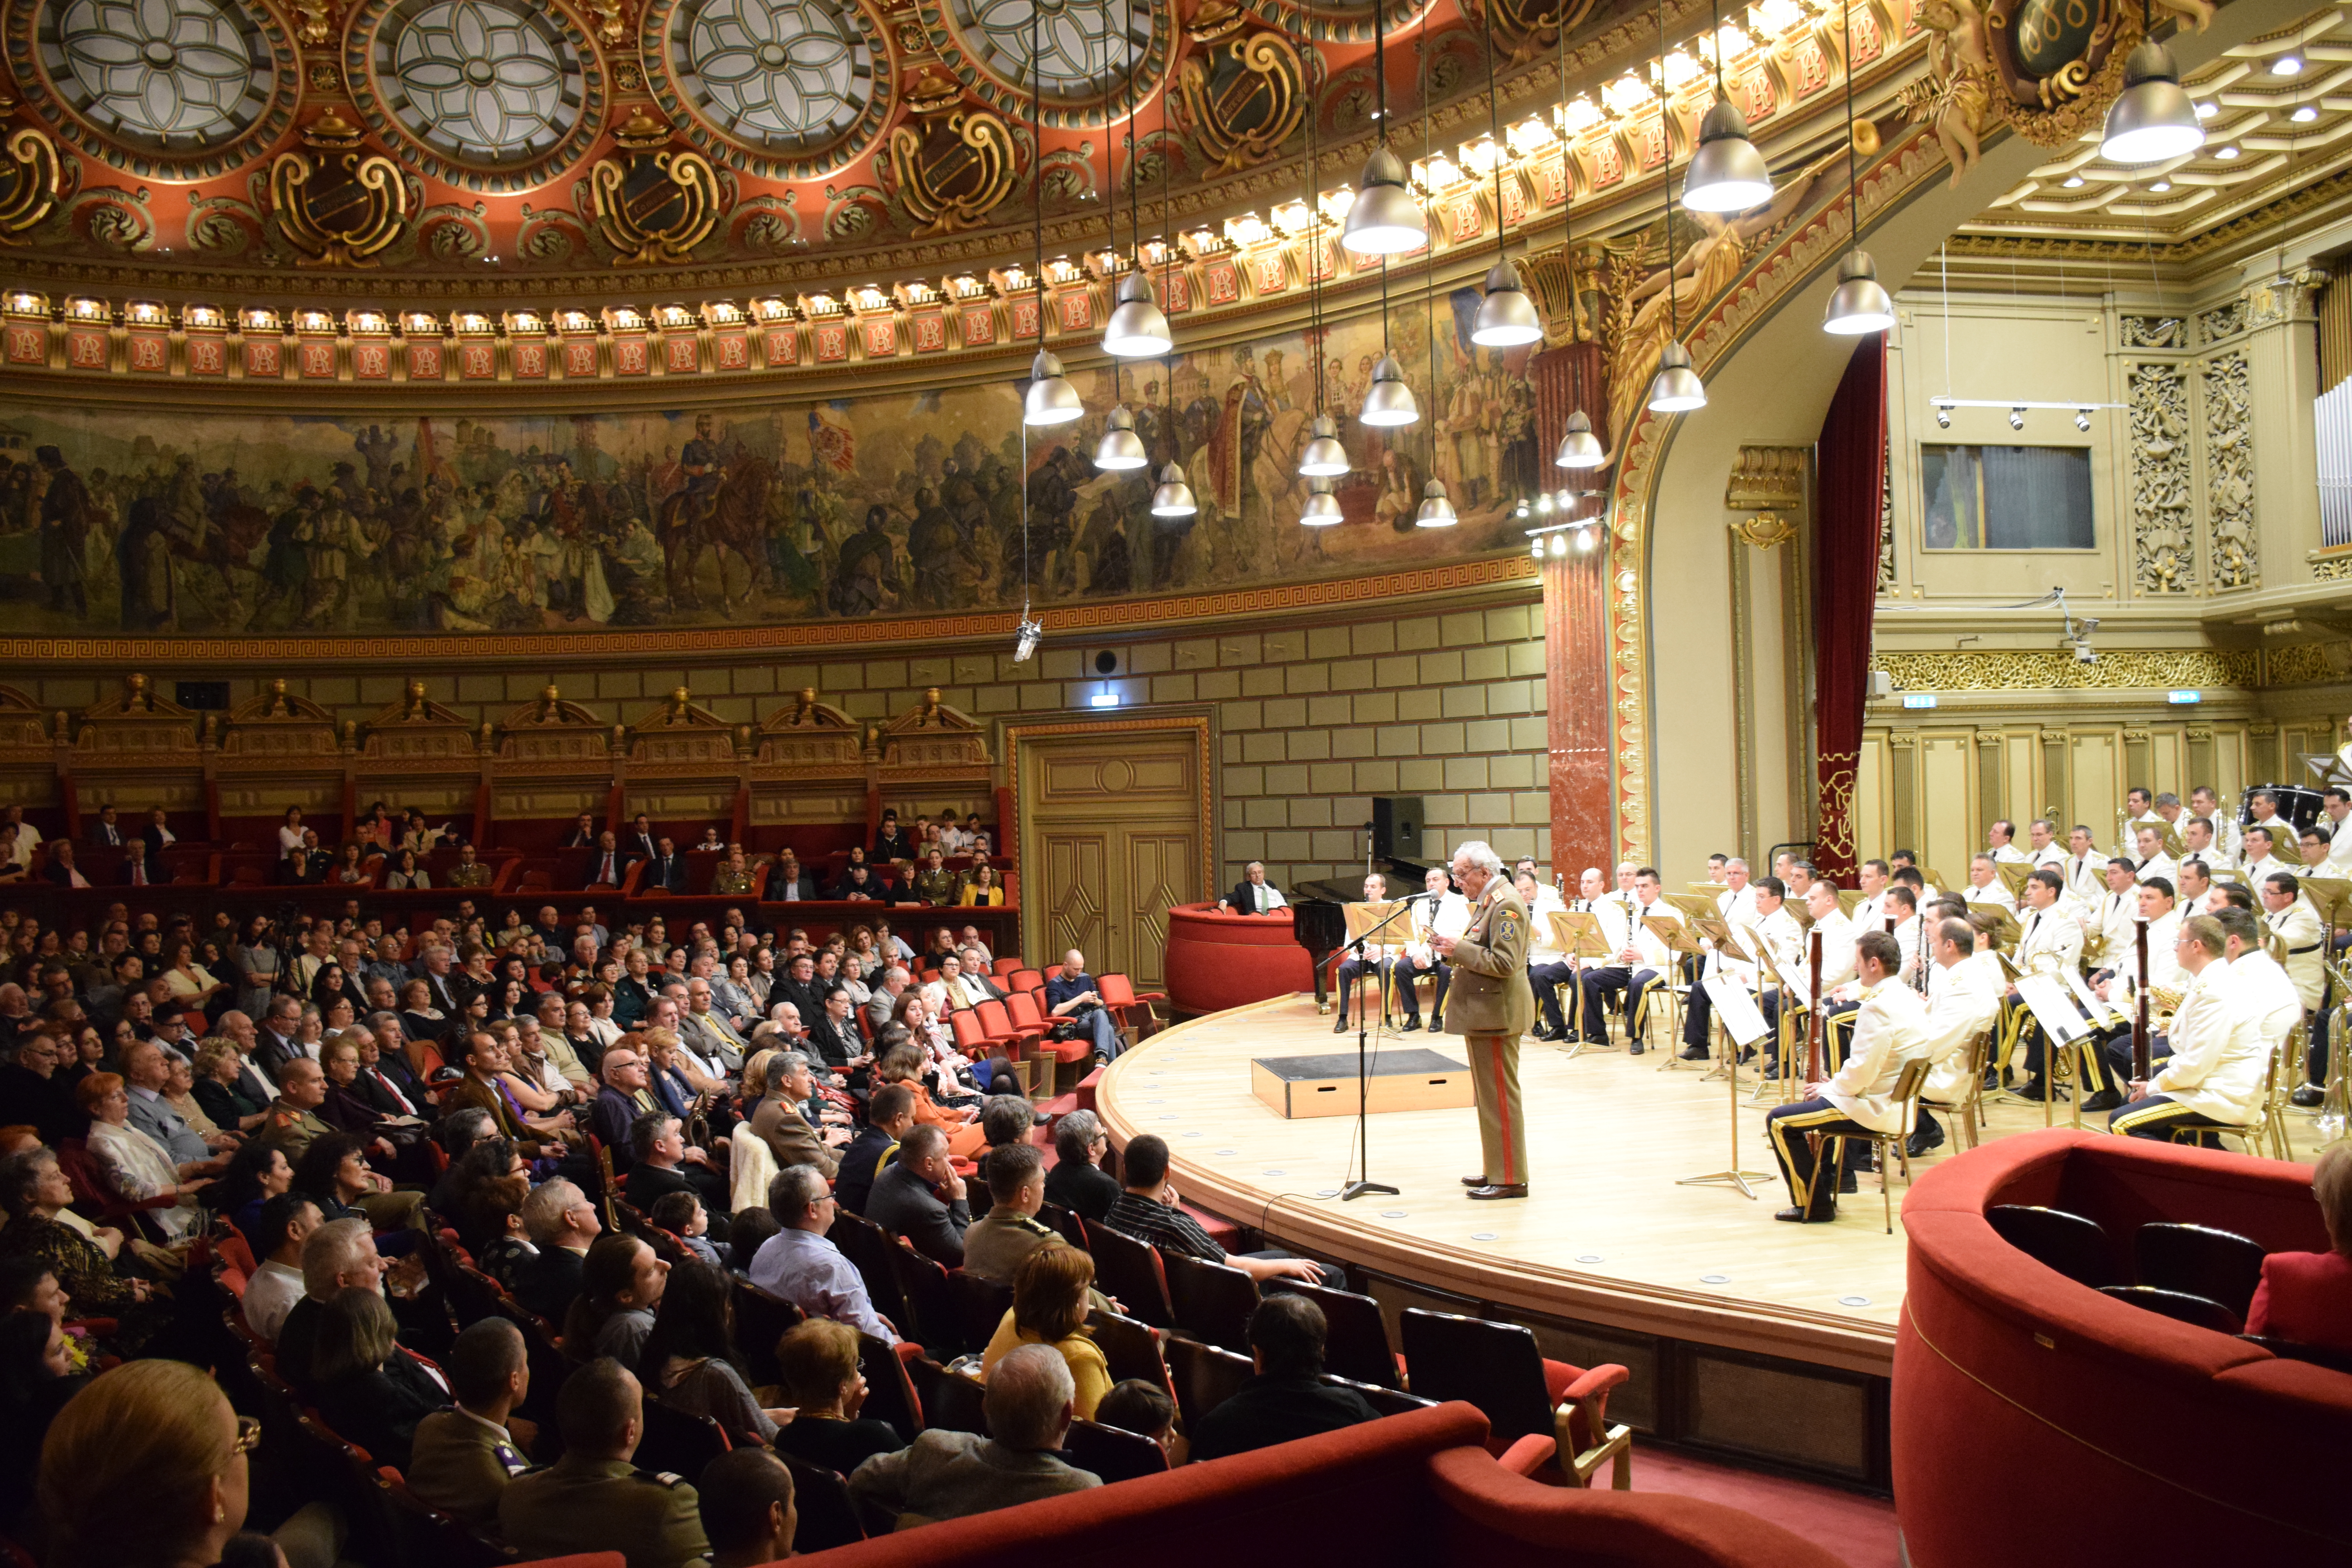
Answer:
[
  {"left": 835, "top": 1084, "right": 914, "bottom": 1216},
  {"left": 1187, "top": 1294, "right": 1377, "bottom": 1461},
  {"left": 862, "top": 1124, "right": 969, "bottom": 1267}
]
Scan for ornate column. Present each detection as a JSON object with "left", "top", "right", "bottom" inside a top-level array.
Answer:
[{"left": 1543, "top": 544, "right": 1613, "bottom": 880}]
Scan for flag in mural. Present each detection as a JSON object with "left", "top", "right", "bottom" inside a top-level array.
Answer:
[{"left": 808, "top": 408, "right": 856, "bottom": 475}]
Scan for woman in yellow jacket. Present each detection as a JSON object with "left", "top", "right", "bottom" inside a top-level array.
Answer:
[
  {"left": 957, "top": 861, "right": 1006, "bottom": 906},
  {"left": 981, "top": 1243, "right": 1110, "bottom": 1420}
]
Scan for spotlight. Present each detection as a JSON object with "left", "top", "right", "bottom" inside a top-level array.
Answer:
[
  {"left": 1535, "top": 492, "right": 1554, "bottom": 515},
  {"left": 2100, "top": 40, "right": 2205, "bottom": 163},
  {"left": 1530, "top": 535, "right": 1544, "bottom": 559},
  {"left": 1013, "top": 615, "right": 1043, "bottom": 662},
  {"left": 2194, "top": 100, "right": 2217, "bottom": 119},
  {"left": 2274, "top": 54, "right": 2303, "bottom": 76},
  {"left": 2294, "top": 105, "right": 2319, "bottom": 123},
  {"left": 2009, "top": 406, "right": 2025, "bottom": 430},
  {"left": 1548, "top": 532, "right": 1568, "bottom": 557},
  {"left": 1935, "top": 406, "right": 1952, "bottom": 429},
  {"left": 2216, "top": 145, "right": 2239, "bottom": 159},
  {"left": 2150, "top": 180, "right": 2171, "bottom": 192},
  {"left": 1514, "top": 501, "right": 1530, "bottom": 519},
  {"left": 2075, "top": 408, "right": 2092, "bottom": 432},
  {"left": 2073, "top": 640, "right": 2098, "bottom": 665},
  {"left": 2062, "top": 175, "right": 2086, "bottom": 188},
  {"left": 1574, "top": 524, "right": 1597, "bottom": 554}
]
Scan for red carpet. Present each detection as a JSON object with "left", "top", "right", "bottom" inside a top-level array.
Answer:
[{"left": 1628, "top": 1442, "right": 1899, "bottom": 1568}]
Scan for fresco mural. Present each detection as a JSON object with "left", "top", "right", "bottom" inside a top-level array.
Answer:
[{"left": 0, "top": 292, "right": 1539, "bottom": 637}]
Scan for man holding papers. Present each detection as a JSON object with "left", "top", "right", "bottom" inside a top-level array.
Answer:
[
  {"left": 1911, "top": 916, "right": 2002, "bottom": 1156},
  {"left": 1764, "top": 931, "right": 1931, "bottom": 1224},
  {"left": 1679, "top": 876, "right": 1798, "bottom": 1062}
]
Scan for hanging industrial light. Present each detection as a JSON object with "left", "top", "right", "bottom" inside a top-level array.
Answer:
[
  {"left": 1341, "top": 2, "right": 1426, "bottom": 254},
  {"left": 1645, "top": 0, "right": 1705, "bottom": 414},
  {"left": 1092, "top": 405, "right": 1147, "bottom": 468},
  {"left": 1544, "top": 16, "right": 1606, "bottom": 470},
  {"left": 1018, "top": 13, "right": 1076, "bottom": 427},
  {"left": 1300, "top": 478, "right": 1343, "bottom": 525},
  {"left": 1414, "top": 479, "right": 1458, "bottom": 526},
  {"left": 1359, "top": 353, "right": 1419, "bottom": 426},
  {"left": 1102, "top": 271, "right": 1172, "bottom": 358},
  {"left": 1150, "top": 461, "right": 1196, "bottom": 516},
  {"left": 1555, "top": 410, "right": 1606, "bottom": 467},
  {"left": 1682, "top": 0, "right": 1772, "bottom": 211},
  {"left": 2101, "top": 37, "right": 2205, "bottom": 163},
  {"left": 1470, "top": 33, "right": 1541, "bottom": 347},
  {"left": 1821, "top": 0, "right": 1893, "bottom": 335},
  {"left": 1299, "top": 413, "right": 1350, "bottom": 475}
]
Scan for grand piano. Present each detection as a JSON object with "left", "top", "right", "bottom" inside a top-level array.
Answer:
[{"left": 1289, "top": 857, "right": 1441, "bottom": 1007}]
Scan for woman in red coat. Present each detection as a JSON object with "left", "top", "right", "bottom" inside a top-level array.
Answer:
[{"left": 2247, "top": 1142, "right": 2352, "bottom": 1354}]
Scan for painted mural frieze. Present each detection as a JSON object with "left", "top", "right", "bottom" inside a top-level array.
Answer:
[{"left": 2126, "top": 359, "right": 2192, "bottom": 594}]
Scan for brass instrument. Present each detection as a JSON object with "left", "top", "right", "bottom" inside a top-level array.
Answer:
[{"left": 2319, "top": 956, "right": 2352, "bottom": 1147}]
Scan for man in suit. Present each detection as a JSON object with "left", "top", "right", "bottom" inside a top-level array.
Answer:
[
  {"left": 253, "top": 996, "right": 309, "bottom": 1081},
  {"left": 833, "top": 862, "right": 882, "bottom": 901},
  {"left": 864, "top": 1123, "right": 971, "bottom": 1267},
  {"left": 592, "top": 1046, "right": 660, "bottom": 1159},
  {"left": 410, "top": 943, "right": 464, "bottom": 1015},
  {"left": 39, "top": 840, "right": 89, "bottom": 887},
  {"left": 559, "top": 812, "right": 599, "bottom": 851},
  {"left": 1187, "top": 1295, "right": 1378, "bottom": 1462},
  {"left": 581, "top": 831, "right": 634, "bottom": 890},
  {"left": 140, "top": 806, "right": 175, "bottom": 884},
  {"left": 767, "top": 852, "right": 818, "bottom": 902},
  {"left": 836, "top": 1083, "right": 913, "bottom": 1216},
  {"left": 679, "top": 980, "right": 748, "bottom": 1073},
  {"left": 626, "top": 813, "right": 661, "bottom": 863},
  {"left": 932, "top": 951, "right": 1005, "bottom": 1014},
  {"left": 622, "top": 1111, "right": 729, "bottom": 1218},
  {"left": 1432, "top": 840, "right": 1534, "bottom": 1201},
  {"left": 85, "top": 804, "right": 124, "bottom": 849},
  {"left": 498, "top": 1359, "right": 711, "bottom": 1568},
  {"left": 407, "top": 1318, "right": 533, "bottom": 1526},
  {"left": 1218, "top": 861, "right": 1288, "bottom": 915},
  {"left": 512, "top": 1177, "right": 601, "bottom": 1322},
  {"left": 846, "top": 1345, "right": 1098, "bottom": 1524},
  {"left": 643, "top": 837, "right": 686, "bottom": 894}
]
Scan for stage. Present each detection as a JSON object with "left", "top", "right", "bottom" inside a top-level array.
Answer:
[{"left": 1092, "top": 993, "right": 2325, "bottom": 1382}]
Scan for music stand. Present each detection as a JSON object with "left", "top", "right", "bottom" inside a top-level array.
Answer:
[
  {"left": 1643, "top": 913, "right": 1705, "bottom": 1068},
  {"left": 1549, "top": 910, "right": 1615, "bottom": 1059},
  {"left": 1677, "top": 946, "right": 1773, "bottom": 1199},
  {"left": 1334, "top": 897, "right": 1417, "bottom": 1201}
]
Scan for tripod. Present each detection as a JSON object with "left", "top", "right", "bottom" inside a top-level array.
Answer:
[{"left": 1338, "top": 894, "right": 1429, "bottom": 1202}]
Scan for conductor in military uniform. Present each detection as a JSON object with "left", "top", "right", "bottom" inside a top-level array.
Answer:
[
  {"left": 1430, "top": 839, "right": 1535, "bottom": 1200},
  {"left": 499, "top": 1357, "right": 711, "bottom": 1568}
]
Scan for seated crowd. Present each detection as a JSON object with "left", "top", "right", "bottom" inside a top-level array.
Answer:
[{"left": 0, "top": 841, "right": 1402, "bottom": 1568}]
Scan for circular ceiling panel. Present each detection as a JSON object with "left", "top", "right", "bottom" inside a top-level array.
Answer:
[
  {"left": 347, "top": 0, "right": 606, "bottom": 191},
  {"left": 648, "top": 0, "right": 890, "bottom": 179},
  {"left": 918, "top": 0, "right": 1171, "bottom": 128},
  {"left": 13, "top": 0, "right": 294, "bottom": 178}
]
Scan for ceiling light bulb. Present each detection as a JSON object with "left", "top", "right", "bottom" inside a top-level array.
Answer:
[
  {"left": 1554, "top": 410, "right": 1606, "bottom": 468},
  {"left": 1298, "top": 413, "right": 1349, "bottom": 477},
  {"left": 1470, "top": 259, "right": 1544, "bottom": 347},
  {"left": 1530, "top": 536, "right": 1545, "bottom": 559},
  {"left": 1646, "top": 340, "right": 1707, "bottom": 413},
  {"left": 2100, "top": 40, "right": 2206, "bottom": 163},
  {"left": 1358, "top": 354, "right": 1420, "bottom": 426},
  {"left": 1535, "top": 491, "right": 1555, "bottom": 514},
  {"left": 2274, "top": 54, "right": 2303, "bottom": 76},
  {"left": 1548, "top": 531, "right": 1568, "bottom": 557},
  {"left": 2062, "top": 174, "right": 2087, "bottom": 188},
  {"left": 1573, "top": 523, "right": 1597, "bottom": 553},
  {"left": 1822, "top": 249, "right": 1895, "bottom": 335},
  {"left": 1101, "top": 272, "right": 1172, "bottom": 358},
  {"left": 1149, "top": 461, "right": 1196, "bottom": 517},
  {"left": 2075, "top": 408, "right": 2092, "bottom": 431},
  {"left": 2293, "top": 104, "right": 2319, "bottom": 123},
  {"left": 1681, "top": 98, "right": 1775, "bottom": 212},
  {"left": 1414, "top": 479, "right": 1457, "bottom": 527},
  {"left": 1340, "top": 145, "right": 1427, "bottom": 255},
  {"left": 2194, "top": 100, "right": 2217, "bottom": 118},
  {"left": 1093, "top": 405, "right": 1148, "bottom": 470},
  {"left": 1023, "top": 348, "right": 1083, "bottom": 426},
  {"left": 1299, "top": 479, "right": 1343, "bottom": 526},
  {"left": 2215, "top": 145, "right": 2238, "bottom": 159}
]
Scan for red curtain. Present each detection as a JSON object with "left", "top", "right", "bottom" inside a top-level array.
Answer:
[{"left": 1811, "top": 337, "right": 1886, "bottom": 884}]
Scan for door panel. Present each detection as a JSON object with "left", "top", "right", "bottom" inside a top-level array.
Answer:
[
  {"left": 1043, "top": 832, "right": 1111, "bottom": 969},
  {"left": 1121, "top": 831, "right": 1199, "bottom": 993}
]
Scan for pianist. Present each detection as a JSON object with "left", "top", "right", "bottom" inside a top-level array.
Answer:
[{"left": 1218, "top": 862, "right": 1290, "bottom": 916}]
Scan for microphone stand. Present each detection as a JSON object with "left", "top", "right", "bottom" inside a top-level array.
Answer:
[{"left": 1339, "top": 893, "right": 1429, "bottom": 1202}]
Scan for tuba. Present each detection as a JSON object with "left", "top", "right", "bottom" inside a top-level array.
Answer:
[{"left": 2319, "top": 956, "right": 2352, "bottom": 1147}]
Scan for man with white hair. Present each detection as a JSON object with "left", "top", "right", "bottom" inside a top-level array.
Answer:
[
  {"left": 1218, "top": 861, "right": 1287, "bottom": 916},
  {"left": 847, "top": 1342, "right": 1100, "bottom": 1521},
  {"left": 1429, "top": 840, "right": 1534, "bottom": 1201}
]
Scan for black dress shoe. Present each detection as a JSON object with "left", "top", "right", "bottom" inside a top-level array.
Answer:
[
  {"left": 2011, "top": 1078, "right": 2046, "bottom": 1100},
  {"left": 1837, "top": 1173, "right": 1858, "bottom": 1195},
  {"left": 1399, "top": 1018, "right": 1421, "bottom": 1033},
  {"left": 1466, "top": 1183, "right": 1528, "bottom": 1200},
  {"left": 1774, "top": 1207, "right": 1814, "bottom": 1223},
  {"left": 1679, "top": 1045, "right": 1710, "bottom": 1061},
  {"left": 1461, "top": 1174, "right": 1492, "bottom": 1187},
  {"left": 1428, "top": 1013, "right": 1443, "bottom": 1031},
  {"left": 1332, "top": 1015, "right": 1348, "bottom": 1033},
  {"left": 1628, "top": 1041, "right": 1646, "bottom": 1056},
  {"left": 2080, "top": 1089, "right": 2123, "bottom": 1113},
  {"left": 2292, "top": 1083, "right": 2324, "bottom": 1108}
]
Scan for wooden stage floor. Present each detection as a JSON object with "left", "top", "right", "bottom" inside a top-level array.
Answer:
[{"left": 1092, "top": 993, "right": 2323, "bottom": 1379}]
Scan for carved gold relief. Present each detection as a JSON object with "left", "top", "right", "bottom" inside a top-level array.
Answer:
[
  {"left": 590, "top": 112, "right": 722, "bottom": 266},
  {"left": 1871, "top": 649, "right": 2259, "bottom": 692},
  {"left": 887, "top": 107, "right": 1015, "bottom": 240},
  {"left": 0, "top": 125, "right": 64, "bottom": 243},
  {"left": 1174, "top": 29, "right": 1303, "bottom": 178},
  {"left": 1465, "top": 0, "right": 1600, "bottom": 65},
  {"left": 2127, "top": 359, "right": 2192, "bottom": 595},
  {"left": 269, "top": 112, "right": 408, "bottom": 267},
  {"left": 2203, "top": 349, "right": 2254, "bottom": 590}
]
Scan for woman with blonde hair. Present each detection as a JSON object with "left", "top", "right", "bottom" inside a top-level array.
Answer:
[
  {"left": 2247, "top": 1141, "right": 2352, "bottom": 1353},
  {"left": 38, "top": 1358, "right": 254, "bottom": 1568},
  {"left": 982, "top": 1243, "right": 1109, "bottom": 1420},
  {"left": 79, "top": 1074, "right": 209, "bottom": 1242}
]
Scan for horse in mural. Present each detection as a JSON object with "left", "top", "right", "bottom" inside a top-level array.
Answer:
[{"left": 658, "top": 456, "right": 769, "bottom": 610}]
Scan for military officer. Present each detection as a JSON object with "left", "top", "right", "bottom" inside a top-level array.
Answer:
[
  {"left": 2110, "top": 915, "right": 2272, "bottom": 1142},
  {"left": 445, "top": 843, "right": 494, "bottom": 889},
  {"left": 1431, "top": 839, "right": 1534, "bottom": 1200},
  {"left": 911, "top": 847, "right": 958, "bottom": 906},
  {"left": 498, "top": 1359, "right": 711, "bottom": 1568},
  {"left": 709, "top": 846, "right": 757, "bottom": 896}
]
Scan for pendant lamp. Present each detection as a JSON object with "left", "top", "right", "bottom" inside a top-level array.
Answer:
[
  {"left": 1150, "top": 461, "right": 1196, "bottom": 517},
  {"left": 1103, "top": 271, "right": 1172, "bottom": 357},
  {"left": 1548, "top": 14, "right": 1607, "bottom": 470},
  {"left": 1360, "top": 352, "right": 1419, "bottom": 426},
  {"left": 1414, "top": 479, "right": 1458, "bottom": 526},
  {"left": 1092, "top": 405, "right": 1147, "bottom": 468},
  {"left": 2100, "top": 38, "right": 2204, "bottom": 163},
  {"left": 1470, "top": 32, "right": 1542, "bottom": 347},
  {"left": 1555, "top": 410, "right": 1605, "bottom": 467},
  {"left": 1682, "top": 0, "right": 1772, "bottom": 212},
  {"left": 1024, "top": 348, "right": 1082, "bottom": 426},
  {"left": 1821, "top": 0, "right": 1894, "bottom": 335},
  {"left": 1094, "top": 4, "right": 1154, "bottom": 465},
  {"left": 1299, "top": 413, "right": 1349, "bottom": 475},
  {"left": 1295, "top": 21, "right": 1349, "bottom": 488},
  {"left": 1644, "top": 0, "right": 1705, "bottom": 415},
  {"left": 1300, "top": 478, "right": 1343, "bottom": 525},
  {"left": 1341, "top": 4, "right": 1426, "bottom": 254}
]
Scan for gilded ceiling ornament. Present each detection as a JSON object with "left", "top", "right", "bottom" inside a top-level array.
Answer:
[
  {"left": 1460, "top": 0, "right": 1596, "bottom": 66},
  {"left": 0, "top": 125, "right": 64, "bottom": 244},
  {"left": 887, "top": 103, "right": 1013, "bottom": 238},
  {"left": 641, "top": 0, "right": 890, "bottom": 179},
  {"left": 344, "top": 0, "right": 603, "bottom": 191},
  {"left": 586, "top": 0, "right": 630, "bottom": 46},
  {"left": 920, "top": 0, "right": 1169, "bottom": 127},
  {"left": 1898, "top": 0, "right": 1991, "bottom": 186},
  {"left": 589, "top": 106, "right": 723, "bottom": 263},
  {"left": 1975, "top": 0, "right": 2145, "bottom": 148},
  {"left": 269, "top": 108, "right": 409, "bottom": 265},
  {"left": 1174, "top": 27, "right": 1302, "bottom": 178},
  {"left": 293, "top": 0, "right": 336, "bottom": 46}
]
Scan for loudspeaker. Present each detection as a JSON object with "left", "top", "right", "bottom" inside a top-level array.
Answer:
[{"left": 1371, "top": 795, "right": 1424, "bottom": 862}]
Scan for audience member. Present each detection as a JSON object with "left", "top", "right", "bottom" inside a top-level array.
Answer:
[
  {"left": 748, "top": 1166, "right": 897, "bottom": 1342},
  {"left": 0, "top": 1304, "right": 85, "bottom": 1531},
  {"left": 864, "top": 1123, "right": 971, "bottom": 1267},
  {"left": 240, "top": 1192, "right": 322, "bottom": 1342},
  {"left": 278, "top": 1217, "right": 393, "bottom": 1388},
  {"left": 38, "top": 1359, "right": 256, "bottom": 1568},
  {"left": 1187, "top": 1294, "right": 1377, "bottom": 1461},
  {"left": 310, "top": 1286, "right": 449, "bottom": 1471},
  {"left": 1106, "top": 1135, "right": 1329, "bottom": 1283},
  {"left": 2247, "top": 1141, "right": 2352, "bottom": 1353},
  {"left": 1092, "top": 1378, "right": 1178, "bottom": 1455},
  {"left": 962, "top": 1143, "right": 1065, "bottom": 1283},
  {"left": 622, "top": 1109, "right": 729, "bottom": 1220},
  {"left": 747, "top": 1049, "right": 840, "bottom": 1177},
  {"left": 406, "top": 1318, "right": 533, "bottom": 1525},
  {"left": 835, "top": 1082, "right": 913, "bottom": 1215},
  {"left": 0, "top": 1147, "right": 167, "bottom": 1352},
  {"left": 511, "top": 1178, "right": 600, "bottom": 1323},
  {"left": 565, "top": 1232, "right": 670, "bottom": 1367},
  {"left": 772, "top": 1317, "right": 905, "bottom": 1473},
  {"left": 981, "top": 1244, "right": 1109, "bottom": 1420},
  {"left": 699, "top": 1446, "right": 798, "bottom": 1568},
  {"left": 848, "top": 1343, "right": 1099, "bottom": 1523},
  {"left": 638, "top": 1257, "right": 789, "bottom": 1446},
  {"left": 497, "top": 1357, "right": 710, "bottom": 1568},
  {"left": 1044, "top": 1109, "right": 1119, "bottom": 1221}
]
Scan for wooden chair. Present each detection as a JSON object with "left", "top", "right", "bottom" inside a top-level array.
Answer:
[
  {"left": 1084, "top": 1308, "right": 1174, "bottom": 1399},
  {"left": 1817, "top": 1056, "right": 1935, "bottom": 1234},
  {"left": 1036, "top": 1201, "right": 1089, "bottom": 1252},
  {"left": 1161, "top": 1251, "right": 1258, "bottom": 1353},
  {"left": 1987, "top": 1205, "right": 2118, "bottom": 1289},
  {"left": 777, "top": 1455, "right": 866, "bottom": 1553},
  {"left": 1067, "top": 1419, "right": 1171, "bottom": 1484},
  {"left": 2133, "top": 1222, "right": 2267, "bottom": 1321},
  {"left": 1165, "top": 1335, "right": 1254, "bottom": 1432},
  {"left": 1080, "top": 1220, "right": 1174, "bottom": 1328},
  {"left": 1397, "top": 1308, "right": 1633, "bottom": 1489},
  {"left": 1263, "top": 1278, "right": 1401, "bottom": 1389},
  {"left": 946, "top": 1268, "right": 1014, "bottom": 1352},
  {"left": 1920, "top": 1028, "right": 1994, "bottom": 1152},
  {"left": 858, "top": 1331, "right": 924, "bottom": 1442}
]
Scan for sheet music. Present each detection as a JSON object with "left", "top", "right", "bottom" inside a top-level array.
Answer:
[
  {"left": 2064, "top": 966, "right": 2118, "bottom": 1030},
  {"left": 1702, "top": 973, "right": 1774, "bottom": 1047},
  {"left": 2015, "top": 973, "right": 2091, "bottom": 1044}
]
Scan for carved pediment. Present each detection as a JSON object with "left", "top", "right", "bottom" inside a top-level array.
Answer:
[
  {"left": 630, "top": 686, "right": 738, "bottom": 767},
  {"left": 361, "top": 680, "right": 478, "bottom": 764},
  {"left": 0, "top": 684, "right": 48, "bottom": 752},
  {"left": 497, "top": 685, "right": 612, "bottom": 766},
  {"left": 76, "top": 674, "right": 197, "bottom": 756},
  {"left": 880, "top": 686, "right": 987, "bottom": 770},
  {"left": 754, "top": 688, "right": 862, "bottom": 769},
  {"left": 220, "top": 679, "right": 340, "bottom": 761}
]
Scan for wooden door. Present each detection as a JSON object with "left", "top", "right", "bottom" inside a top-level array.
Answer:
[{"left": 1012, "top": 720, "right": 1209, "bottom": 990}]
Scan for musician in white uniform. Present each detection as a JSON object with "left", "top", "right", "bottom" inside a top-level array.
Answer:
[
  {"left": 2083, "top": 878, "right": 2185, "bottom": 1100},
  {"left": 2245, "top": 789, "right": 2300, "bottom": 848},
  {"left": 1679, "top": 874, "right": 1798, "bottom": 1062},
  {"left": 1886, "top": 886, "right": 1924, "bottom": 985},
  {"left": 1850, "top": 860, "right": 1890, "bottom": 931},
  {"left": 2259, "top": 870, "right": 2325, "bottom": 1083},
  {"left": 2176, "top": 857, "right": 2224, "bottom": 917},
  {"left": 2132, "top": 824, "right": 2177, "bottom": 888},
  {"left": 2110, "top": 913, "right": 2275, "bottom": 1143},
  {"left": 1764, "top": 931, "right": 1931, "bottom": 1223},
  {"left": 1961, "top": 855, "right": 2016, "bottom": 915},
  {"left": 2000, "top": 867, "right": 2089, "bottom": 1101},
  {"left": 2025, "top": 819, "right": 2067, "bottom": 870},
  {"left": 1515, "top": 869, "right": 1573, "bottom": 1042},
  {"left": 1577, "top": 867, "right": 1678, "bottom": 1054},
  {"left": 1716, "top": 858, "right": 1759, "bottom": 926},
  {"left": 1332, "top": 872, "right": 1406, "bottom": 1033},
  {"left": 2325, "top": 786, "right": 2352, "bottom": 873},
  {"left": 2083, "top": 857, "right": 2140, "bottom": 973},
  {"left": 1889, "top": 850, "right": 1939, "bottom": 903},
  {"left": 1912, "top": 914, "right": 2003, "bottom": 1156},
  {"left": 2060, "top": 826, "right": 2110, "bottom": 903},
  {"left": 1398, "top": 864, "right": 1468, "bottom": 1032},
  {"left": 1988, "top": 821, "right": 2032, "bottom": 866},
  {"left": 2178, "top": 817, "right": 2231, "bottom": 873},
  {"left": 2239, "top": 826, "right": 2292, "bottom": 889}
]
